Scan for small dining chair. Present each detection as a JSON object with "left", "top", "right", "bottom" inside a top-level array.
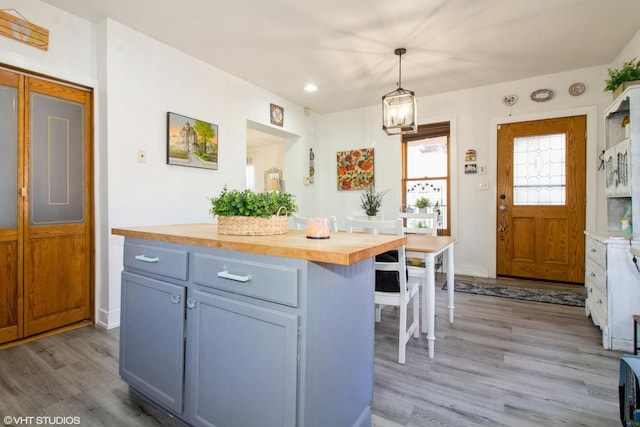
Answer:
[{"left": 345, "top": 217, "right": 420, "bottom": 364}]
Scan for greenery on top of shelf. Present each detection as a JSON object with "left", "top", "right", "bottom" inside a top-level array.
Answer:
[
  {"left": 209, "top": 186, "right": 298, "bottom": 218},
  {"left": 360, "top": 184, "right": 390, "bottom": 216},
  {"left": 415, "top": 197, "right": 431, "bottom": 209},
  {"left": 605, "top": 58, "right": 640, "bottom": 92}
]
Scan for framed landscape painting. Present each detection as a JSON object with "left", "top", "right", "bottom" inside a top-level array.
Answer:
[{"left": 167, "top": 112, "right": 218, "bottom": 169}]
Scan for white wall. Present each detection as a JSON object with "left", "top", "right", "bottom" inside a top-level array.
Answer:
[
  {"left": 101, "top": 20, "right": 316, "bottom": 327},
  {"left": 0, "top": 0, "right": 96, "bottom": 86},
  {"left": 312, "top": 64, "right": 617, "bottom": 278}
]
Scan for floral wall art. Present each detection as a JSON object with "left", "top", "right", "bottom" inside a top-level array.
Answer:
[{"left": 336, "top": 148, "right": 374, "bottom": 190}]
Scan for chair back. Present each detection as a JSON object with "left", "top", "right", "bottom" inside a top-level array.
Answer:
[
  {"left": 344, "top": 217, "right": 402, "bottom": 235},
  {"left": 398, "top": 212, "right": 437, "bottom": 236},
  {"left": 345, "top": 218, "right": 407, "bottom": 293}
]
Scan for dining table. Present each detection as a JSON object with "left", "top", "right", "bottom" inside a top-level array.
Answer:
[{"left": 405, "top": 234, "right": 456, "bottom": 358}]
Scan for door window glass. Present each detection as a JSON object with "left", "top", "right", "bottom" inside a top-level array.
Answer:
[
  {"left": 0, "top": 86, "right": 18, "bottom": 227},
  {"left": 513, "top": 133, "right": 565, "bottom": 205}
]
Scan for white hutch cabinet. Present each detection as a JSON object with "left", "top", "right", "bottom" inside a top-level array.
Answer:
[{"left": 585, "top": 86, "right": 640, "bottom": 351}]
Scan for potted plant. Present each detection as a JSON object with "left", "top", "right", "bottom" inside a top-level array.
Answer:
[
  {"left": 360, "top": 184, "right": 390, "bottom": 218},
  {"left": 605, "top": 57, "right": 640, "bottom": 98},
  {"left": 415, "top": 196, "right": 431, "bottom": 213},
  {"left": 209, "top": 186, "right": 298, "bottom": 235}
]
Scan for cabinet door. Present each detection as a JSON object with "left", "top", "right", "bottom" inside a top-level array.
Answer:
[
  {"left": 616, "top": 139, "right": 631, "bottom": 196},
  {"left": 120, "top": 272, "right": 186, "bottom": 414},
  {"left": 604, "top": 146, "right": 616, "bottom": 196},
  {"left": 186, "top": 289, "right": 298, "bottom": 427}
]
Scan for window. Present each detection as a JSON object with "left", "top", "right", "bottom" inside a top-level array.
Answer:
[
  {"left": 402, "top": 122, "right": 450, "bottom": 235},
  {"left": 513, "top": 133, "right": 566, "bottom": 205}
]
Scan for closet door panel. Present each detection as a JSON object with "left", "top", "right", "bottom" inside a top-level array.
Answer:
[
  {"left": 0, "top": 71, "right": 21, "bottom": 343},
  {"left": 24, "top": 78, "right": 92, "bottom": 336}
]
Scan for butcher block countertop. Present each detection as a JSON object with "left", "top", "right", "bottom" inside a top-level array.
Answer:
[{"left": 112, "top": 223, "right": 406, "bottom": 266}]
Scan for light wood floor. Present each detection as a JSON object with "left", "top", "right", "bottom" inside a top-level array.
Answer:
[
  {"left": 372, "top": 275, "right": 620, "bottom": 427},
  {"left": 0, "top": 275, "right": 622, "bottom": 427}
]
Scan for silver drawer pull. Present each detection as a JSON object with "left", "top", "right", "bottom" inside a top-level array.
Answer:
[
  {"left": 217, "top": 270, "right": 252, "bottom": 282},
  {"left": 170, "top": 294, "right": 181, "bottom": 304},
  {"left": 135, "top": 254, "right": 159, "bottom": 263}
]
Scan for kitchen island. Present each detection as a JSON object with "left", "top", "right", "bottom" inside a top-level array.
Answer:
[{"left": 112, "top": 223, "right": 405, "bottom": 427}]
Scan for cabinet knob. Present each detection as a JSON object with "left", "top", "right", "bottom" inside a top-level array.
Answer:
[
  {"left": 597, "top": 299, "right": 602, "bottom": 304},
  {"left": 170, "top": 294, "right": 181, "bottom": 304},
  {"left": 590, "top": 272, "right": 596, "bottom": 278},
  {"left": 186, "top": 298, "right": 197, "bottom": 309},
  {"left": 590, "top": 248, "right": 596, "bottom": 253}
]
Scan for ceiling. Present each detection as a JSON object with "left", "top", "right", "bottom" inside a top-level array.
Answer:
[{"left": 39, "top": 0, "right": 640, "bottom": 114}]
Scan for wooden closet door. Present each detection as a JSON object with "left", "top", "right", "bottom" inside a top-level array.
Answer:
[
  {"left": 23, "top": 77, "right": 93, "bottom": 336},
  {"left": 0, "top": 70, "right": 22, "bottom": 344}
]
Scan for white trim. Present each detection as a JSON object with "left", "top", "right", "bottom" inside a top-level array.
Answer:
[{"left": 96, "top": 308, "right": 120, "bottom": 330}]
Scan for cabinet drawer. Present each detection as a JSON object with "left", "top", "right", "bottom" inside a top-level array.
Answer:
[
  {"left": 586, "top": 284, "right": 608, "bottom": 326},
  {"left": 585, "top": 237, "right": 607, "bottom": 269},
  {"left": 192, "top": 253, "right": 299, "bottom": 307},
  {"left": 585, "top": 260, "right": 607, "bottom": 296},
  {"left": 124, "top": 242, "right": 189, "bottom": 281}
]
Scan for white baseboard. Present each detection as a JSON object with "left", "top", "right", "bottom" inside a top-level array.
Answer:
[{"left": 96, "top": 308, "right": 120, "bottom": 329}]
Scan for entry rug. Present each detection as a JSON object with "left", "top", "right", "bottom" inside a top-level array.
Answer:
[{"left": 444, "top": 279, "right": 585, "bottom": 307}]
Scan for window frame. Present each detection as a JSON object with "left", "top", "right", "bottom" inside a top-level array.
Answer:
[{"left": 401, "top": 122, "right": 451, "bottom": 236}]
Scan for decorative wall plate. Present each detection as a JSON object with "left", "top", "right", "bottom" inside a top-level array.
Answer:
[
  {"left": 530, "top": 89, "right": 554, "bottom": 102},
  {"left": 502, "top": 94, "right": 518, "bottom": 107},
  {"left": 270, "top": 103, "right": 284, "bottom": 126},
  {"left": 568, "top": 82, "right": 585, "bottom": 96}
]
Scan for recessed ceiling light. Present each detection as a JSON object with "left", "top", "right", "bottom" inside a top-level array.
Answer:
[{"left": 304, "top": 83, "right": 318, "bottom": 92}]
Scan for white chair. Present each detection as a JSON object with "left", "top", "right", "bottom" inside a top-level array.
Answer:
[
  {"left": 345, "top": 217, "right": 420, "bottom": 364},
  {"left": 398, "top": 212, "right": 440, "bottom": 334},
  {"left": 397, "top": 211, "right": 437, "bottom": 236},
  {"left": 292, "top": 216, "right": 338, "bottom": 232}
]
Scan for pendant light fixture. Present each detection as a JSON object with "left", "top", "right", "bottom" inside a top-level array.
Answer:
[{"left": 382, "top": 48, "right": 417, "bottom": 135}]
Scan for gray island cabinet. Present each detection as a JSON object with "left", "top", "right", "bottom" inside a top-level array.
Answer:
[{"left": 112, "top": 223, "right": 405, "bottom": 427}]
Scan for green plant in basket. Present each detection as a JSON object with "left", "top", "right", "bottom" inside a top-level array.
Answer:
[
  {"left": 604, "top": 57, "right": 640, "bottom": 92},
  {"left": 209, "top": 186, "right": 298, "bottom": 218}
]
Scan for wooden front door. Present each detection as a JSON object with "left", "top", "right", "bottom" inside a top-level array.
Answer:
[{"left": 496, "top": 116, "right": 586, "bottom": 283}]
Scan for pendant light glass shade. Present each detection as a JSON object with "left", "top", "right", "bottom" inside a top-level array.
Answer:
[{"left": 382, "top": 48, "right": 417, "bottom": 135}]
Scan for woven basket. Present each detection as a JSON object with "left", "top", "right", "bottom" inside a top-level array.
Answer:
[{"left": 217, "top": 208, "right": 289, "bottom": 236}]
